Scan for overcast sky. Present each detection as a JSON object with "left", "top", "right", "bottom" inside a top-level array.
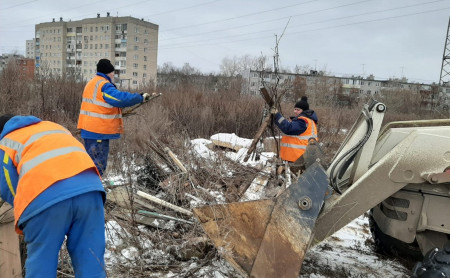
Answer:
[{"left": 1, "top": 0, "right": 449, "bottom": 83}]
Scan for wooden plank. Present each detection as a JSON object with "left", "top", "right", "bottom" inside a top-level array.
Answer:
[
  {"left": 136, "top": 190, "right": 193, "bottom": 216},
  {"left": 108, "top": 209, "right": 173, "bottom": 230},
  {"left": 164, "top": 147, "right": 188, "bottom": 173},
  {"left": 137, "top": 210, "right": 194, "bottom": 224},
  {"left": 0, "top": 204, "right": 22, "bottom": 278}
]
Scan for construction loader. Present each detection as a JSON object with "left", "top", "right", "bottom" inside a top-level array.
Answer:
[{"left": 193, "top": 100, "right": 450, "bottom": 277}]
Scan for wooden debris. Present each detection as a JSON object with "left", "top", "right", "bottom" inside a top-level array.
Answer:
[
  {"left": 244, "top": 114, "right": 272, "bottom": 162},
  {"left": 240, "top": 165, "right": 272, "bottom": 201},
  {"left": 164, "top": 147, "right": 188, "bottom": 173},
  {"left": 107, "top": 186, "right": 159, "bottom": 212},
  {"left": 136, "top": 190, "right": 193, "bottom": 216},
  {"left": 109, "top": 208, "right": 173, "bottom": 230},
  {"left": 0, "top": 203, "right": 22, "bottom": 278},
  {"left": 137, "top": 210, "right": 194, "bottom": 224},
  {"left": 210, "top": 134, "right": 251, "bottom": 151}
]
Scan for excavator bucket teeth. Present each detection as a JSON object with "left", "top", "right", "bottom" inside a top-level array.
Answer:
[{"left": 193, "top": 162, "right": 329, "bottom": 278}]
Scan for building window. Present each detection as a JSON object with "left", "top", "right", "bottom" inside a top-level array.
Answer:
[
  {"left": 133, "top": 80, "right": 138, "bottom": 85},
  {"left": 133, "top": 72, "right": 138, "bottom": 77},
  {"left": 134, "top": 46, "right": 138, "bottom": 50},
  {"left": 106, "top": 25, "right": 109, "bottom": 31},
  {"left": 134, "top": 55, "right": 138, "bottom": 60},
  {"left": 90, "top": 27, "right": 93, "bottom": 32},
  {"left": 143, "top": 56, "right": 147, "bottom": 61},
  {"left": 133, "top": 63, "right": 138, "bottom": 69},
  {"left": 135, "top": 37, "right": 139, "bottom": 42}
]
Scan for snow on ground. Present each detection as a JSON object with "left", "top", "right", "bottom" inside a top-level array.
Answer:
[
  {"left": 301, "top": 215, "right": 410, "bottom": 278},
  {"left": 102, "top": 133, "right": 412, "bottom": 278}
]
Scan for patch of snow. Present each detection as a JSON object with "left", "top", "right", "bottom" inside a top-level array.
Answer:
[
  {"left": 121, "top": 246, "right": 139, "bottom": 260},
  {"left": 301, "top": 215, "right": 409, "bottom": 278},
  {"left": 105, "top": 220, "right": 127, "bottom": 247},
  {"left": 210, "top": 133, "right": 256, "bottom": 150},
  {"left": 190, "top": 138, "right": 217, "bottom": 160}
]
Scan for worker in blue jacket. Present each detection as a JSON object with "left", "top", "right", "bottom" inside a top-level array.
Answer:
[
  {"left": 0, "top": 114, "right": 106, "bottom": 278},
  {"left": 78, "top": 59, "right": 151, "bottom": 176}
]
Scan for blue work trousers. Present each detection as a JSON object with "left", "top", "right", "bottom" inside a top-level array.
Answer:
[
  {"left": 83, "top": 139, "right": 110, "bottom": 176},
  {"left": 21, "top": 191, "right": 106, "bottom": 278}
]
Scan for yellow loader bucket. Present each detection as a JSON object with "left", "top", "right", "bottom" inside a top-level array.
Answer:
[{"left": 193, "top": 162, "right": 329, "bottom": 278}]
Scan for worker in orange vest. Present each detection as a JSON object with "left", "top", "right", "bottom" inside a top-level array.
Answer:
[
  {"left": 271, "top": 96, "right": 319, "bottom": 164},
  {"left": 78, "top": 59, "right": 151, "bottom": 176},
  {"left": 0, "top": 114, "right": 106, "bottom": 278}
]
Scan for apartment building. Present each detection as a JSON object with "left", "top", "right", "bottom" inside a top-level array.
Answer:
[
  {"left": 0, "top": 54, "right": 35, "bottom": 79},
  {"left": 34, "top": 13, "right": 158, "bottom": 88},
  {"left": 26, "top": 39, "right": 35, "bottom": 59},
  {"left": 243, "top": 69, "right": 450, "bottom": 109}
]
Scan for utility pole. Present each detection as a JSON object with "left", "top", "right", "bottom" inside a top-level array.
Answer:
[{"left": 438, "top": 16, "right": 450, "bottom": 112}]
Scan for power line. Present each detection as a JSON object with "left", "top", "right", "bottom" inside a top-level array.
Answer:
[
  {"left": 158, "top": 0, "right": 446, "bottom": 43},
  {"left": 158, "top": 6, "right": 450, "bottom": 50},
  {"left": 0, "top": 0, "right": 38, "bottom": 11},
  {"left": 163, "top": 0, "right": 321, "bottom": 32},
  {"left": 146, "top": 0, "right": 222, "bottom": 17}
]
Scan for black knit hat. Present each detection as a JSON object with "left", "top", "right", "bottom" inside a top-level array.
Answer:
[
  {"left": 295, "top": 96, "right": 309, "bottom": 111},
  {"left": 0, "top": 114, "right": 14, "bottom": 134},
  {"left": 96, "top": 59, "right": 115, "bottom": 74}
]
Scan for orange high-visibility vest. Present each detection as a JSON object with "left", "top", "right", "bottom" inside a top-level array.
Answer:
[
  {"left": 0, "top": 121, "right": 98, "bottom": 233},
  {"left": 280, "top": 116, "right": 318, "bottom": 162},
  {"left": 77, "top": 75, "right": 123, "bottom": 134}
]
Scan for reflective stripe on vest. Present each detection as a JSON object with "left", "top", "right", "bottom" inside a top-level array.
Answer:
[
  {"left": 3, "top": 153, "right": 15, "bottom": 197},
  {"left": 77, "top": 76, "right": 123, "bottom": 134},
  {"left": 19, "top": 146, "right": 87, "bottom": 178},
  {"left": 280, "top": 116, "right": 318, "bottom": 162},
  {"left": 0, "top": 121, "right": 98, "bottom": 234},
  {"left": 79, "top": 110, "right": 122, "bottom": 119}
]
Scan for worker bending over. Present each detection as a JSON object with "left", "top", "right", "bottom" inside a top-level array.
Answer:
[{"left": 0, "top": 114, "right": 106, "bottom": 278}]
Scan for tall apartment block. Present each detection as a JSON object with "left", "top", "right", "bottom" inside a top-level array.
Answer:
[
  {"left": 34, "top": 13, "right": 158, "bottom": 89},
  {"left": 26, "top": 39, "right": 35, "bottom": 59}
]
